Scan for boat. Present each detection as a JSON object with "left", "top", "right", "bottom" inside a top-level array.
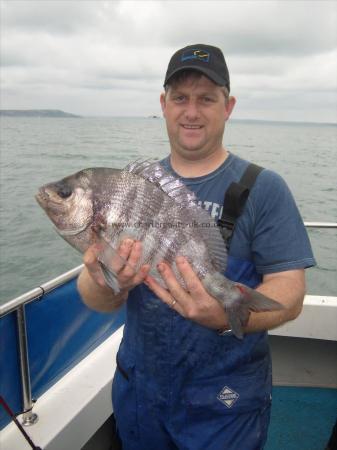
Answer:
[{"left": 0, "top": 223, "right": 336, "bottom": 450}]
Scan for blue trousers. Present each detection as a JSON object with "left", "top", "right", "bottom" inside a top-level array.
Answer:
[{"left": 112, "top": 365, "right": 271, "bottom": 450}]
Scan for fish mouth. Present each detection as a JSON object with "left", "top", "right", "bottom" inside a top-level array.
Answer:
[
  {"left": 36, "top": 187, "right": 89, "bottom": 236},
  {"left": 35, "top": 188, "right": 49, "bottom": 207},
  {"left": 35, "top": 187, "right": 64, "bottom": 207}
]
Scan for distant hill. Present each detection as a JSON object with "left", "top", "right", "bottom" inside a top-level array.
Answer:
[{"left": 0, "top": 109, "right": 81, "bottom": 118}]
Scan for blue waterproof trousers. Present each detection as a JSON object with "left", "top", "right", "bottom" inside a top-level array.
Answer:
[
  {"left": 112, "top": 357, "right": 271, "bottom": 450},
  {"left": 112, "top": 278, "right": 272, "bottom": 450}
]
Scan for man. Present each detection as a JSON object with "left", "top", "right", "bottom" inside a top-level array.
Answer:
[{"left": 77, "top": 44, "right": 315, "bottom": 450}]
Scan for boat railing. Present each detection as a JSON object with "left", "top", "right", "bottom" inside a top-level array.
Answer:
[
  {"left": 0, "top": 221, "right": 336, "bottom": 427},
  {"left": 303, "top": 222, "right": 337, "bottom": 228},
  {"left": 0, "top": 266, "right": 83, "bottom": 426}
]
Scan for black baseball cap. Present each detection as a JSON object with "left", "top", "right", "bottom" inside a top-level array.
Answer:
[{"left": 164, "top": 44, "right": 230, "bottom": 92}]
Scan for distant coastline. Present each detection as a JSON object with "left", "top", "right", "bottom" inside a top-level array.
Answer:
[
  {"left": 230, "top": 118, "right": 337, "bottom": 127},
  {"left": 0, "top": 109, "right": 81, "bottom": 118},
  {"left": 1, "top": 110, "right": 335, "bottom": 126}
]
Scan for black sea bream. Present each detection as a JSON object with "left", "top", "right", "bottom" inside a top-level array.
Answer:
[{"left": 36, "top": 160, "right": 282, "bottom": 338}]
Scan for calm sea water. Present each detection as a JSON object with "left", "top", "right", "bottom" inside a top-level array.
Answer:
[{"left": 0, "top": 117, "right": 336, "bottom": 304}]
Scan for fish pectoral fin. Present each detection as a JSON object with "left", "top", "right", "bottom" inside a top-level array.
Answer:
[
  {"left": 99, "top": 262, "right": 120, "bottom": 294},
  {"left": 95, "top": 232, "right": 137, "bottom": 294}
]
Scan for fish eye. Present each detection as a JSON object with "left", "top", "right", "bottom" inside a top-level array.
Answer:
[{"left": 57, "top": 185, "right": 73, "bottom": 199}]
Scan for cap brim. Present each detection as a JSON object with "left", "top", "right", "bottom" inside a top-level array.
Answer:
[{"left": 164, "top": 65, "right": 227, "bottom": 88}]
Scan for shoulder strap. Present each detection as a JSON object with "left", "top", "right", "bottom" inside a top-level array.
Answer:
[{"left": 217, "top": 163, "right": 264, "bottom": 249}]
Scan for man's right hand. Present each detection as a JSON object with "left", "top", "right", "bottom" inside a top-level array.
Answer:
[{"left": 77, "top": 239, "right": 150, "bottom": 312}]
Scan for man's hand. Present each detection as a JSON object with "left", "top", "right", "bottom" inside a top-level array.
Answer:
[
  {"left": 84, "top": 239, "right": 150, "bottom": 291},
  {"left": 77, "top": 239, "right": 150, "bottom": 312},
  {"left": 145, "top": 256, "right": 229, "bottom": 330},
  {"left": 145, "top": 256, "right": 306, "bottom": 334}
]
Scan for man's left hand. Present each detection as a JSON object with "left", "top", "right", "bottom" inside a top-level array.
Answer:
[{"left": 144, "top": 256, "right": 229, "bottom": 330}]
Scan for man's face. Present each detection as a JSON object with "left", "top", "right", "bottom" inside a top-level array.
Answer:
[{"left": 160, "top": 75, "right": 235, "bottom": 160}]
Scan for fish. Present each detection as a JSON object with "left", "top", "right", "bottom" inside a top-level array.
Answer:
[{"left": 35, "top": 159, "right": 283, "bottom": 338}]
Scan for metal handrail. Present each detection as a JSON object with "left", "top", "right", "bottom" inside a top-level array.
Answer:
[
  {"left": 0, "top": 264, "right": 83, "bottom": 426},
  {"left": 304, "top": 222, "right": 337, "bottom": 228},
  {"left": 0, "top": 221, "right": 336, "bottom": 426},
  {"left": 1, "top": 222, "right": 336, "bottom": 316},
  {"left": 0, "top": 265, "right": 83, "bottom": 318}
]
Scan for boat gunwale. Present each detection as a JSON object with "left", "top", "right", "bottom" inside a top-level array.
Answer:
[
  {"left": 1, "top": 221, "right": 336, "bottom": 317},
  {"left": 0, "top": 265, "right": 83, "bottom": 317}
]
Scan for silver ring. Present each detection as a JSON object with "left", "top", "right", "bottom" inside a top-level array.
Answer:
[{"left": 170, "top": 299, "right": 177, "bottom": 308}]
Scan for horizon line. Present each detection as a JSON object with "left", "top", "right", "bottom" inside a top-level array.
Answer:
[
  {"left": 83, "top": 115, "right": 337, "bottom": 126},
  {"left": 1, "top": 109, "right": 336, "bottom": 126}
]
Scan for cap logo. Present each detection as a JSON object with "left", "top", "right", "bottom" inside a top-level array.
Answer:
[{"left": 181, "top": 49, "right": 210, "bottom": 63}]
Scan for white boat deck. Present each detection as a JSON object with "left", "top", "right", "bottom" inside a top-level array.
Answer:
[
  {"left": 0, "top": 328, "right": 123, "bottom": 450},
  {"left": 1, "top": 295, "right": 336, "bottom": 450}
]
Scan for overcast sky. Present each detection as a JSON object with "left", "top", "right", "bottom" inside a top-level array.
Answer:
[{"left": 1, "top": 0, "right": 336, "bottom": 123}]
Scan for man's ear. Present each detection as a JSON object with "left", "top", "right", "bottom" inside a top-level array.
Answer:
[
  {"left": 224, "top": 96, "right": 236, "bottom": 120},
  {"left": 160, "top": 92, "right": 166, "bottom": 117}
]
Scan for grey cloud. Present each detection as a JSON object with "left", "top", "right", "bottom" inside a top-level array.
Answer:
[
  {"left": 159, "top": 1, "right": 337, "bottom": 56},
  {"left": 1, "top": 0, "right": 336, "bottom": 122},
  {"left": 2, "top": 1, "right": 336, "bottom": 56},
  {"left": 1, "top": 50, "right": 32, "bottom": 67},
  {"left": 79, "top": 80, "right": 160, "bottom": 93},
  {"left": 1, "top": 0, "right": 106, "bottom": 34}
]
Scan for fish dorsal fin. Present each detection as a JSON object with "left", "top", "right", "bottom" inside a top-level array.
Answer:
[
  {"left": 123, "top": 159, "right": 154, "bottom": 175},
  {"left": 123, "top": 159, "right": 227, "bottom": 272},
  {"left": 124, "top": 159, "right": 197, "bottom": 207}
]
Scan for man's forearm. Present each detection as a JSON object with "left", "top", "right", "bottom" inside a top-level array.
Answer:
[
  {"left": 77, "top": 267, "right": 127, "bottom": 313},
  {"left": 243, "top": 269, "right": 306, "bottom": 333}
]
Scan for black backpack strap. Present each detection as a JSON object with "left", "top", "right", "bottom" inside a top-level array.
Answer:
[{"left": 217, "top": 163, "right": 264, "bottom": 249}]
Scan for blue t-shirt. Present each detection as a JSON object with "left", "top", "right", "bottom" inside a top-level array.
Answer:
[{"left": 162, "top": 152, "right": 315, "bottom": 279}]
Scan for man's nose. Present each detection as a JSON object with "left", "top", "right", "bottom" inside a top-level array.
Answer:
[{"left": 184, "top": 101, "right": 200, "bottom": 120}]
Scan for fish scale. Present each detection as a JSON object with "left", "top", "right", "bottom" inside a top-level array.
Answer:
[{"left": 36, "top": 160, "right": 283, "bottom": 338}]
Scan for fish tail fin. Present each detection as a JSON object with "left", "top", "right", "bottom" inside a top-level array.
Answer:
[
  {"left": 237, "top": 283, "right": 284, "bottom": 312},
  {"left": 228, "top": 284, "right": 283, "bottom": 339},
  {"left": 203, "top": 274, "right": 283, "bottom": 339}
]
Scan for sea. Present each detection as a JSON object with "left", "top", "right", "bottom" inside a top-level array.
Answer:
[{"left": 0, "top": 117, "right": 336, "bottom": 305}]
